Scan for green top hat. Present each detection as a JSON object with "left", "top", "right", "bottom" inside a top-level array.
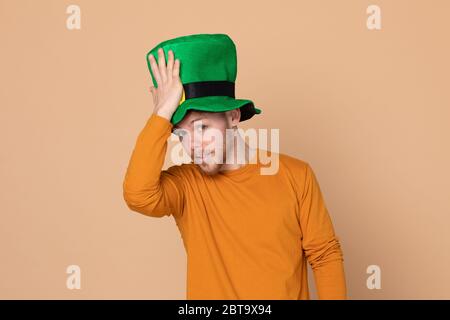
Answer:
[{"left": 146, "top": 33, "right": 262, "bottom": 125}]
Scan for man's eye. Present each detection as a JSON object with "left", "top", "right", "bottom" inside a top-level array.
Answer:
[{"left": 195, "top": 124, "right": 207, "bottom": 131}]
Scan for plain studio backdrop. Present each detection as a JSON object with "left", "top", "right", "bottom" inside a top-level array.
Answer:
[{"left": 1, "top": 0, "right": 449, "bottom": 299}]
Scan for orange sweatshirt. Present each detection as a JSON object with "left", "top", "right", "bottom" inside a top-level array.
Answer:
[{"left": 122, "top": 113, "right": 347, "bottom": 299}]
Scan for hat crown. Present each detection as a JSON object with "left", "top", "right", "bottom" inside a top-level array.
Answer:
[{"left": 147, "top": 33, "right": 237, "bottom": 87}]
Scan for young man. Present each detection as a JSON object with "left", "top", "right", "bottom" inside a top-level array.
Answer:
[{"left": 123, "top": 34, "right": 347, "bottom": 299}]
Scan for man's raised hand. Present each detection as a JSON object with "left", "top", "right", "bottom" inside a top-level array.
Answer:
[{"left": 148, "top": 48, "right": 183, "bottom": 121}]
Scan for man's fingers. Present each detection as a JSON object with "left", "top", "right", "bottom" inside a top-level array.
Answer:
[
  {"left": 157, "top": 48, "right": 167, "bottom": 83},
  {"left": 173, "top": 58, "right": 180, "bottom": 78},
  {"left": 148, "top": 48, "right": 179, "bottom": 93},
  {"left": 167, "top": 50, "right": 174, "bottom": 80},
  {"left": 148, "top": 54, "right": 162, "bottom": 87}
]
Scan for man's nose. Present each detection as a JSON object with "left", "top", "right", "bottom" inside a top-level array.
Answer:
[{"left": 190, "top": 141, "right": 208, "bottom": 155}]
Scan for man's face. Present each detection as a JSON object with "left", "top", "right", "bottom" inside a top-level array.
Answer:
[{"left": 173, "top": 109, "right": 240, "bottom": 175}]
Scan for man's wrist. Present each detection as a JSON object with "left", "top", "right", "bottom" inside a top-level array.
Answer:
[{"left": 154, "top": 109, "right": 174, "bottom": 122}]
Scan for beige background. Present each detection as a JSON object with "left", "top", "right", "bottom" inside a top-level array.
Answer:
[{"left": 1, "top": 0, "right": 449, "bottom": 299}]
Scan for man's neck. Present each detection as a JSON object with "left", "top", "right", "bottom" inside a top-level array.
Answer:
[{"left": 219, "top": 133, "right": 258, "bottom": 172}]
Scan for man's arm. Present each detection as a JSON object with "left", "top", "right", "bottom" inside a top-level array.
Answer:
[
  {"left": 123, "top": 47, "right": 185, "bottom": 218},
  {"left": 298, "top": 163, "right": 347, "bottom": 299},
  {"left": 122, "top": 113, "right": 185, "bottom": 218}
]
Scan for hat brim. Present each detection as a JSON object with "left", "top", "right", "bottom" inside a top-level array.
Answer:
[{"left": 170, "top": 96, "right": 262, "bottom": 126}]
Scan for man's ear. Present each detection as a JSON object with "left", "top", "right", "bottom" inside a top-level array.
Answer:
[{"left": 230, "top": 108, "right": 241, "bottom": 127}]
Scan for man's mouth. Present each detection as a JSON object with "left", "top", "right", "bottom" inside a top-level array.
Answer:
[{"left": 196, "top": 151, "right": 215, "bottom": 165}]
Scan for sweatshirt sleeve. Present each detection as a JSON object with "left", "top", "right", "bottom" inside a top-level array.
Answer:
[
  {"left": 122, "top": 113, "right": 185, "bottom": 218},
  {"left": 298, "top": 163, "right": 347, "bottom": 299}
]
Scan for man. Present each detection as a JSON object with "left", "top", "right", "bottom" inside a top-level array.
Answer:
[{"left": 123, "top": 34, "right": 347, "bottom": 299}]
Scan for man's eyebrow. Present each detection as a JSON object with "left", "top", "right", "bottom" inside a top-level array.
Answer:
[
  {"left": 172, "top": 115, "right": 205, "bottom": 131},
  {"left": 190, "top": 116, "right": 205, "bottom": 124}
]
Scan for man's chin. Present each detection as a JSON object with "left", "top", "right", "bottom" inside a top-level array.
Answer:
[{"left": 198, "top": 162, "right": 222, "bottom": 175}]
